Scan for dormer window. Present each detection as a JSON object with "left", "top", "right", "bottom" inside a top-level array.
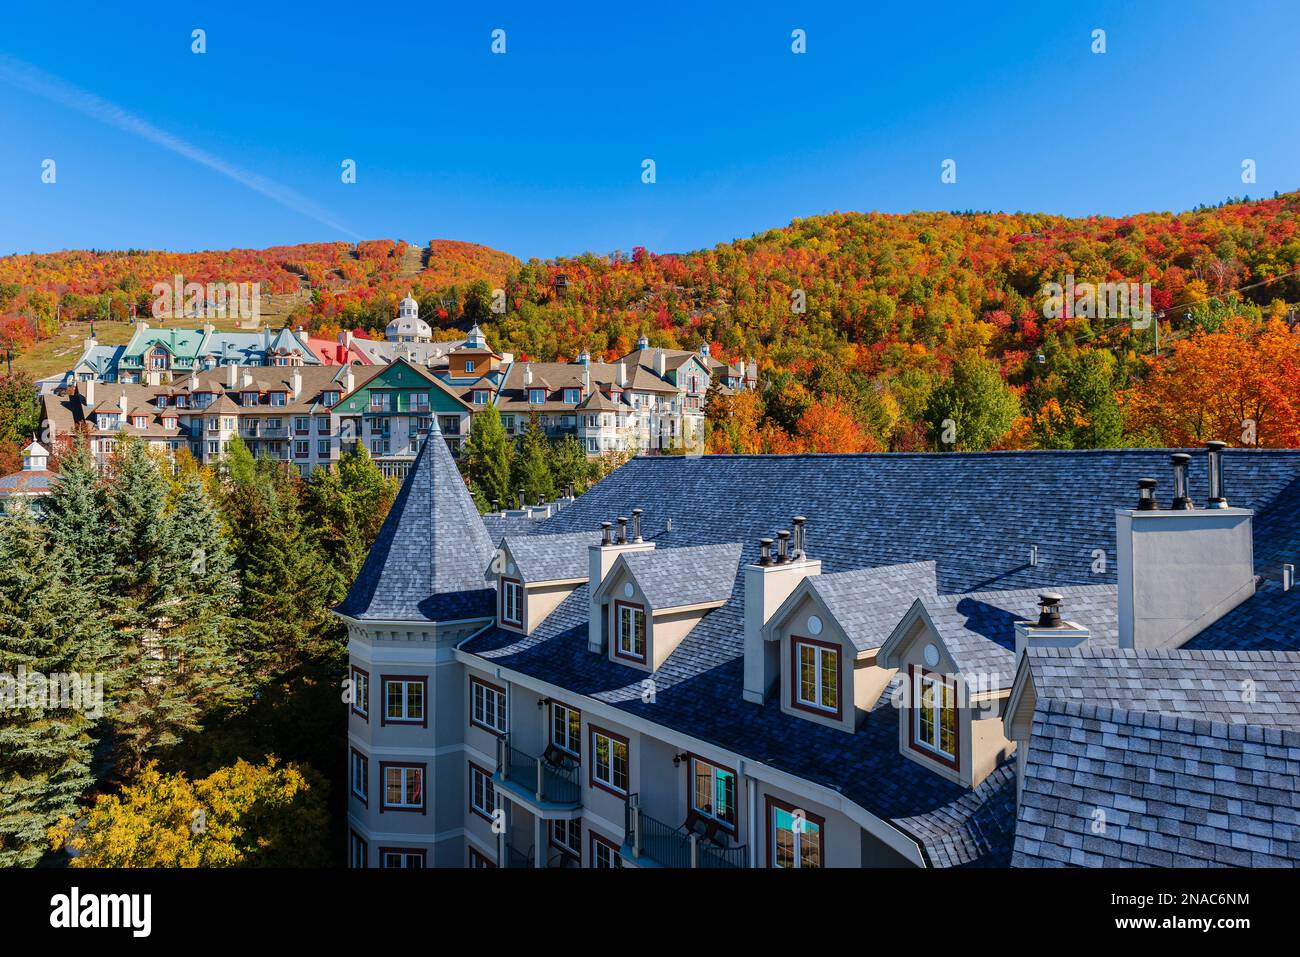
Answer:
[
  {"left": 323, "top": 391, "right": 339, "bottom": 406},
  {"left": 163, "top": 417, "right": 177, "bottom": 430},
  {"left": 243, "top": 391, "right": 259, "bottom": 406},
  {"left": 615, "top": 601, "right": 646, "bottom": 664},
  {"left": 500, "top": 578, "right": 522, "bottom": 626},
  {"left": 528, "top": 388, "right": 545, "bottom": 405},
  {"left": 563, "top": 388, "right": 580, "bottom": 404},
  {"left": 910, "top": 667, "right": 958, "bottom": 768},
  {"left": 131, "top": 416, "right": 147, "bottom": 429},
  {"left": 792, "top": 638, "right": 840, "bottom": 718},
  {"left": 270, "top": 391, "right": 286, "bottom": 406},
  {"left": 472, "top": 389, "right": 488, "bottom": 405},
  {"left": 464, "top": 360, "right": 475, "bottom": 373}
]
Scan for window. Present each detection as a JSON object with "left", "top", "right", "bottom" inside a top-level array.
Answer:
[
  {"left": 502, "top": 415, "right": 515, "bottom": 430},
  {"left": 410, "top": 393, "right": 429, "bottom": 412},
  {"left": 551, "top": 703, "right": 581, "bottom": 757},
  {"left": 464, "top": 360, "right": 475, "bottom": 373},
  {"left": 351, "top": 666, "right": 369, "bottom": 720},
  {"left": 370, "top": 392, "right": 390, "bottom": 411},
  {"left": 615, "top": 602, "right": 646, "bottom": 664},
  {"left": 270, "top": 391, "right": 286, "bottom": 406},
  {"left": 911, "top": 666, "right": 958, "bottom": 768},
  {"left": 469, "top": 763, "right": 497, "bottom": 822},
  {"left": 468, "top": 847, "right": 496, "bottom": 868},
  {"left": 294, "top": 416, "right": 311, "bottom": 434},
  {"left": 590, "top": 832, "right": 622, "bottom": 869},
  {"left": 564, "top": 388, "right": 580, "bottom": 404},
  {"left": 551, "top": 819, "right": 581, "bottom": 857},
  {"left": 500, "top": 578, "right": 522, "bottom": 626},
  {"left": 350, "top": 748, "right": 368, "bottom": 805},
  {"left": 323, "top": 391, "right": 339, "bottom": 406},
  {"left": 381, "top": 763, "right": 425, "bottom": 812},
  {"left": 317, "top": 439, "right": 330, "bottom": 456},
  {"left": 349, "top": 830, "right": 368, "bottom": 868},
  {"left": 316, "top": 416, "right": 330, "bottom": 433},
  {"left": 590, "top": 726, "right": 629, "bottom": 796},
  {"left": 470, "top": 677, "right": 507, "bottom": 735},
  {"left": 294, "top": 440, "right": 309, "bottom": 459},
  {"left": 206, "top": 417, "right": 219, "bottom": 433},
  {"left": 529, "top": 388, "right": 545, "bottom": 405},
  {"left": 792, "top": 637, "right": 840, "bottom": 717},
  {"left": 242, "top": 391, "right": 258, "bottom": 407},
  {"left": 768, "top": 797, "right": 823, "bottom": 869},
  {"left": 380, "top": 848, "right": 426, "bottom": 868},
  {"left": 382, "top": 676, "right": 426, "bottom": 726},
  {"left": 472, "top": 389, "right": 488, "bottom": 405},
  {"left": 691, "top": 757, "right": 737, "bottom": 829}
]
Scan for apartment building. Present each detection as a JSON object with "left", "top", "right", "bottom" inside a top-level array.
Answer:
[
  {"left": 338, "top": 435, "right": 1300, "bottom": 868},
  {"left": 70, "top": 322, "right": 320, "bottom": 384},
  {"left": 45, "top": 364, "right": 354, "bottom": 477},
  {"left": 332, "top": 357, "right": 477, "bottom": 479}
]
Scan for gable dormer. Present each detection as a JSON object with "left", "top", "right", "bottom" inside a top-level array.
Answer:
[
  {"left": 763, "top": 560, "right": 936, "bottom": 735},
  {"left": 592, "top": 541, "right": 742, "bottom": 673},
  {"left": 587, "top": 514, "right": 656, "bottom": 653},
  {"left": 490, "top": 531, "right": 602, "bottom": 634}
]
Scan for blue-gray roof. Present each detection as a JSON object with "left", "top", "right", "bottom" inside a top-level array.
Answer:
[
  {"left": 920, "top": 584, "right": 1118, "bottom": 689},
  {"left": 503, "top": 531, "right": 603, "bottom": 584},
  {"left": 449, "top": 448, "right": 1300, "bottom": 865},
  {"left": 336, "top": 429, "right": 495, "bottom": 622},
  {"left": 807, "top": 561, "right": 937, "bottom": 652},
  {"left": 617, "top": 543, "right": 743, "bottom": 610}
]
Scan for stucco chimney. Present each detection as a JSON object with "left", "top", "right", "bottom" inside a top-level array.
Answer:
[
  {"left": 241, "top": 370, "right": 253, "bottom": 389},
  {"left": 743, "top": 522, "right": 821, "bottom": 704},
  {"left": 1013, "top": 592, "right": 1091, "bottom": 658},
  {"left": 523, "top": 363, "right": 533, "bottom": 387},
  {"left": 226, "top": 363, "right": 239, "bottom": 389},
  {"left": 619, "top": 361, "right": 628, "bottom": 387},
  {"left": 654, "top": 350, "right": 666, "bottom": 377},
  {"left": 82, "top": 378, "right": 95, "bottom": 407},
  {"left": 343, "top": 367, "right": 355, "bottom": 393},
  {"left": 1116, "top": 452, "right": 1255, "bottom": 650},
  {"left": 117, "top": 392, "right": 128, "bottom": 415},
  {"left": 291, "top": 367, "right": 302, "bottom": 399},
  {"left": 588, "top": 519, "right": 655, "bottom": 652}
]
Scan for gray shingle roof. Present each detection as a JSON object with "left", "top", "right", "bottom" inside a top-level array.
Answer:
[
  {"left": 921, "top": 585, "right": 1119, "bottom": 690},
  {"left": 615, "top": 543, "right": 743, "bottom": 610},
  {"left": 807, "top": 561, "right": 937, "bottom": 652},
  {"left": 1027, "top": 647, "right": 1300, "bottom": 728},
  {"left": 451, "top": 448, "right": 1300, "bottom": 865},
  {"left": 503, "top": 531, "right": 603, "bottom": 584},
  {"left": 336, "top": 428, "right": 495, "bottom": 622},
  {"left": 1014, "top": 700, "right": 1300, "bottom": 867}
]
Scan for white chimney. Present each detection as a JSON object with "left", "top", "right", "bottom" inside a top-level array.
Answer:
[
  {"left": 619, "top": 361, "right": 628, "bottom": 387},
  {"left": 83, "top": 337, "right": 96, "bottom": 353},
  {"left": 82, "top": 378, "right": 95, "bottom": 407},
  {"left": 588, "top": 519, "right": 655, "bottom": 652},
  {"left": 523, "top": 363, "right": 533, "bottom": 387},
  {"left": 226, "top": 363, "right": 239, "bottom": 389},
  {"left": 1013, "top": 592, "right": 1091, "bottom": 658},
  {"left": 1116, "top": 453, "right": 1255, "bottom": 650},
  {"left": 291, "top": 367, "right": 302, "bottom": 399},
  {"left": 743, "top": 519, "right": 821, "bottom": 704},
  {"left": 241, "top": 370, "right": 253, "bottom": 389},
  {"left": 654, "top": 349, "right": 666, "bottom": 377},
  {"left": 117, "top": 392, "right": 128, "bottom": 415},
  {"left": 344, "top": 367, "right": 355, "bottom": 393}
]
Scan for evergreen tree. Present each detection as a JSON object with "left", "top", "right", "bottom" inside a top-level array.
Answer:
[
  {"left": 303, "top": 446, "right": 395, "bottom": 602},
  {"left": 42, "top": 432, "right": 111, "bottom": 583},
  {"left": 513, "top": 414, "right": 556, "bottom": 504},
  {"left": 0, "top": 503, "right": 104, "bottom": 866},
  {"left": 548, "top": 434, "right": 590, "bottom": 495},
  {"left": 925, "top": 354, "right": 1021, "bottom": 451},
  {"left": 462, "top": 402, "right": 512, "bottom": 510}
]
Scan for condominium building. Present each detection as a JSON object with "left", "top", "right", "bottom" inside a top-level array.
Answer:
[
  {"left": 338, "top": 437, "right": 1300, "bottom": 868},
  {"left": 70, "top": 322, "right": 321, "bottom": 384}
]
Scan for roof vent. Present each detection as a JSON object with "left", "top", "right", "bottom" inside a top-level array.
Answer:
[
  {"left": 616, "top": 516, "right": 628, "bottom": 545},
  {"left": 758, "top": 537, "right": 774, "bottom": 566},
  {"left": 1136, "top": 478, "right": 1159, "bottom": 511},
  {"left": 517, "top": 487, "right": 526, "bottom": 510},
  {"left": 1283, "top": 564, "right": 1295, "bottom": 593},
  {"left": 1037, "top": 592, "right": 1064, "bottom": 628},
  {"left": 600, "top": 521, "right": 613, "bottom": 546},
  {"left": 775, "top": 529, "right": 790, "bottom": 563},
  {"left": 1170, "top": 453, "right": 1193, "bottom": 510},
  {"left": 791, "top": 516, "right": 807, "bottom": 561},
  {"left": 631, "top": 508, "right": 643, "bottom": 543},
  {"left": 1205, "top": 441, "right": 1229, "bottom": 508}
]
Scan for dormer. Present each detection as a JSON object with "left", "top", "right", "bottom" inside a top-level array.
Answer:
[
  {"left": 592, "top": 541, "right": 742, "bottom": 672},
  {"left": 130, "top": 415, "right": 148, "bottom": 429},
  {"left": 489, "top": 531, "right": 602, "bottom": 634},
  {"left": 762, "top": 560, "right": 936, "bottom": 735},
  {"left": 587, "top": 513, "right": 656, "bottom": 653}
]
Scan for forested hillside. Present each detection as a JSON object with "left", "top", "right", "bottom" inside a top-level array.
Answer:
[{"left": 4, "top": 191, "right": 1300, "bottom": 453}]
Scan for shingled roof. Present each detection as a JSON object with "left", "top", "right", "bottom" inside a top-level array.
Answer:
[
  {"left": 503, "top": 531, "right": 604, "bottom": 584},
  {"left": 806, "top": 561, "right": 938, "bottom": 652},
  {"left": 615, "top": 543, "right": 744, "bottom": 610},
  {"left": 439, "top": 448, "right": 1300, "bottom": 866},
  {"left": 336, "top": 426, "right": 495, "bottom": 622}
]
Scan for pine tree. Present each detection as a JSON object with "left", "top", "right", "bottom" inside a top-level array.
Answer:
[
  {"left": 548, "top": 434, "right": 590, "bottom": 495},
  {"left": 513, "top": 414, "right": 555, "bottom": 504},
  {"left": 43, "top": 432, "right": 111, "bottom": 582},
  {"left": 0, "top": 502, "right": 104, "bottom": 866},
  {"left": 462, "top": 402, "right": 512, "bottom": 509}
]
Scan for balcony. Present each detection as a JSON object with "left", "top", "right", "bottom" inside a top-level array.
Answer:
[
  {"left": 494, "top": 735, "right": 581, "bottom": 809},
  {"left": 622, "top": 795, "right": 746, "bottom": 868}
]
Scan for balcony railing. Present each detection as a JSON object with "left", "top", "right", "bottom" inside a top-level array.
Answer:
[
  {"left": 624, "top": 794, "right": 746, "bottom": 868},
  {"left": 495, "top": 734, "right": 581, "bottom": 806}
]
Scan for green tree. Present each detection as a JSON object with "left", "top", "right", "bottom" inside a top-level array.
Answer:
[
  {"left": 0, "top": 503, "right": 105, "bottom": 866},
  {"left": 548, "top": 434, "right": 590, "bottom": 496},
  {"left": 462, "top": 403, "right": 513, "bottom": 510},
  {"left": 43, "top": 432, "right": 112, "bottom": 582},
  {"left": 304, "top": 445, "right": 395, "bottom": 598},
  {"left": 513, "top": 414, "right": 555, "bottom": 505},
  {"left": 1030, "top": 350, "right": 1124, "bottom": 449},
  {"left": 925, "top": 354, "right": 1021, "bottom": 451}
]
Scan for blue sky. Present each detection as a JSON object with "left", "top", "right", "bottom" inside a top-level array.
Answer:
[{"left": 1, "top": 1, "right": 1296, "bottom": 261}]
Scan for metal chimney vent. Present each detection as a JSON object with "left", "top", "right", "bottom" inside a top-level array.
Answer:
[
  {"left": 1037, "top": 592, "right": 1064, "bottom": 628},
  {"left": 1170, "top": 453, "right": 1193, "bottom": 510},
  {"left": 1205, "top": 441, "right": 1229, "bottom": 508},
  {"left": 1136, "top": 478, "right": 1159, "bottom": 511}
]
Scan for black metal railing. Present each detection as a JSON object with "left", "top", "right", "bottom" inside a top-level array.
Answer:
[
  {"left": 497, "top": 735, "right": 581, "bottom": 805},
  {"left": 625, "top": 794, "right": 746, "bottom": 868}
]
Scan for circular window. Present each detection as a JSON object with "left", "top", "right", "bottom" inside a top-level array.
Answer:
[
  {"left": 807, "top": 615, "right": 823, "bottom": 636},
  {"left": 623, "top": 582, "right": 634, "bottom": 598},
  {"left": 507, "top": 561, "right": 516, "bottom": 576},
  {"left": 923, "top": 643, "right": 940, "bottom": 667}
]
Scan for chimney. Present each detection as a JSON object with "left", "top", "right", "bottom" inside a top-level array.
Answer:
[
  {"left": 619, "top": 361, "right": 628, "bottom": 387},
  {"left": 1283, "top": 564, "right": 1295, "bottom": 592},
  {"left": 631, "top": 508, "right": 643, "bottom": 542},
  {"left": 1205, "top": 441, "right": 1229, "bottom": 508},
  {"left": 241, "top": 370, "right": 253, "bottom": 389},
  {"left": 82, "top": 378, "right": 95, "bottom": 407},
  {"left": 1013, "top": 592, "right": 1090, "bottom": 657},
  {"left": 1116, "top": 452, "right": 1255, "bottom": 650},
  {"left": 523, "top": 364, "right": 533, "bottom": 387},
  {"left": 743, "top": 519, "right": 822, "bottom": 704},
  {"left": 654, "top": 350, "right": 666, "bottom": 377},
  {"left": 1170, "top": 453, "right": 1193, "bottom": 510},
  {"left": 588, "top": 516, "right": 655, "bottom": 652},
  {"left": 344, "top": 367, "right": 355, "bottom": 393},
  {"left": 226, "top": 363, "right": 239, "bottom": 389},
  {"left": 291, "top": 367, "right": 302, "bottom": 399},
  {"left": 117, "top": 392, "right": 128, "bottom": 415}
]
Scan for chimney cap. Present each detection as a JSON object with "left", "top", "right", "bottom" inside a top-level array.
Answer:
[
  {"left": 1036, "top": 592, "right": 1064, "bottom": 627},
  {"left": 1170, "top": 452, "right": 1191, "bottom": 465},
  {"left": 1205, "top": 440, "right": 1229, "bottom": 451}
]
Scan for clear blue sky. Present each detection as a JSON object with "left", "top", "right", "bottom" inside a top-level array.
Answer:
[{"left": 1, "top": 1, "right": 1296, "bottom": 261}]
